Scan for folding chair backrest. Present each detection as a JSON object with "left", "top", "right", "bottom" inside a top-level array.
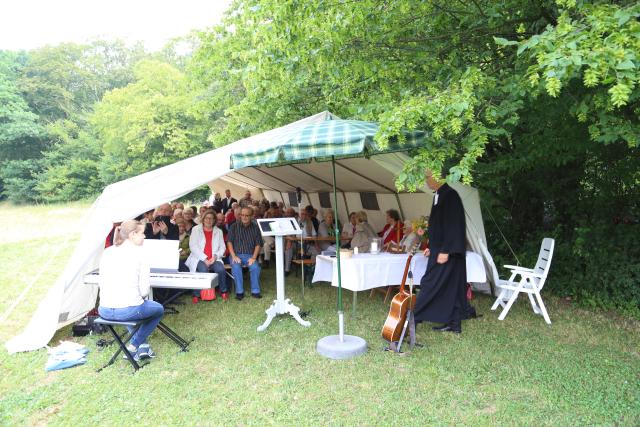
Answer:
[
  {"left": 477, "top": 239, "right": 501, "bottom": 289},
  {"left": 533, "top": 238, "right": 555, "bottom": 288}
]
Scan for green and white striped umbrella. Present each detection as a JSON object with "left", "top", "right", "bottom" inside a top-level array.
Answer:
[
  {"left": 230, "top": 119, "right": 428, "bottom": 169},
  {"left": 229, "top": 117, "right": 428, "bottom": 317}
]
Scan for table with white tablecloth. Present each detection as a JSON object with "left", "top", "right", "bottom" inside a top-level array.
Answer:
[{"left": 312, "top": 251, "right": 486, "bottom": 292}]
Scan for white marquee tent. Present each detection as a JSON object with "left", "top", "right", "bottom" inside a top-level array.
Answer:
[{"left": 6, "top": 111, "right": 496, "bottom": 353}]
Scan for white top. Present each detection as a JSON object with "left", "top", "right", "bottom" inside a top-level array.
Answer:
[
  {"left": 186, "top": 224, "right": 226, "bottom": 272},
  {"left": 98, "top": 241, "right": 150, "bottom": 308},
  {"left": 341, "top": 222, "right": 356, "bottom": 237}
]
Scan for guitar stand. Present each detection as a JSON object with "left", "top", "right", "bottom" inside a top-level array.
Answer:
[{"left": 383, "top": 310, "right": 422, "bottom": 354}]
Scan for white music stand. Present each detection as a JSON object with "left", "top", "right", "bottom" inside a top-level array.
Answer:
[{"left": 256, "top": 218, "right": 311, "bottom": 331}]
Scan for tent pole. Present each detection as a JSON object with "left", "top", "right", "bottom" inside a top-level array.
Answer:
[
  {"left": 394, "top": 193, "right": 406, "bottom": 222},
  {"left": 341, "top": 192, "right": 350, "bottom": 221}
]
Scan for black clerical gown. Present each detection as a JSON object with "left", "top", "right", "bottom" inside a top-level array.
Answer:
[{"left": 414, "top": 183, "right": 467, "bottom": 324}]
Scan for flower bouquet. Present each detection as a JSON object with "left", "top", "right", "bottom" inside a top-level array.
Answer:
[{"left": 411, "top": 216, "right": 429, "bottom": 241}]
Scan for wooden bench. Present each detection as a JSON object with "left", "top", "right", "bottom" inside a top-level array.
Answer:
[{"left": 291, "top": 258, "right": 316, "bottom": 284}]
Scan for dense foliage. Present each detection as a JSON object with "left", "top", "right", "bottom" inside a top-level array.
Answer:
[{"left": 0, "top": 0, "right": 637, "bottom": 314}]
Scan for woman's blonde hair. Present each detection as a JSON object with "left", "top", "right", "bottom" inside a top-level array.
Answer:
[
  {"left": 114, "top": 220, "right": 144, "bottom": 246},
  {"left": 355, "top": 211, "right": 368, "bottom": 223}
]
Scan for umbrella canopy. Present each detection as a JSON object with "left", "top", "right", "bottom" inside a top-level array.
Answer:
[
  {"left": 230, "top": 119, "right": 428, "bottom": 169},
  {"left": 229, "top": 116, "right": 429, "bottom": 315}
]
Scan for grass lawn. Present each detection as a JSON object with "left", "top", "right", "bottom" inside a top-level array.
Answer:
[{"left": 0, "top": 201, "right": 638, "bottom": 426}]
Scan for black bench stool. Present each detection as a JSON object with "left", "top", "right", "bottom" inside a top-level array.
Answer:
[{"left": 94, "top": 318, "right": 144, "bottom": 372}]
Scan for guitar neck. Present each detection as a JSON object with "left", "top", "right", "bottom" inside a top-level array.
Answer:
[{"left": 398, "top": 253, "right": 414, "bottom": 294}]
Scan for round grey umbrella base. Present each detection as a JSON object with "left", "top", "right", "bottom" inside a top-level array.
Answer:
[{"left": 317, "top": 335, "right": 367, "bottom": 360}]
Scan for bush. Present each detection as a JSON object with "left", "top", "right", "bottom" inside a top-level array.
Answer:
[
  {"left": 550, "top": 224, "right": 640, "bottom": 317},
  {"left": 177, "top": 184, "right": 211, "bottom": 205},
  {"left": 0, "top": 159, "right": 43, "bottom": 203}
]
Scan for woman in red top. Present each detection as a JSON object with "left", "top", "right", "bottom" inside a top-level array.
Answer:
[
  {"left": 379, "top": 209, "right": 404, "bottom": 245},
  {"left": 186, "top": 211, "right": 229, "bottom": 302}
]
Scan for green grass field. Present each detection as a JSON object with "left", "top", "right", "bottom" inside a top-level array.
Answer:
[{"left": 0, "top": 201, "right": 638, "bottom": 426}]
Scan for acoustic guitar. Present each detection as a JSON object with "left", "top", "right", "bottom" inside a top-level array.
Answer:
[{"left": 381, "top": 248, "right": 417, "bottom": 343}]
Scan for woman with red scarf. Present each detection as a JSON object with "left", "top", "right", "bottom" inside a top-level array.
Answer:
[{"left": 379, "top": 209, "right": 404, "bottom": 245}]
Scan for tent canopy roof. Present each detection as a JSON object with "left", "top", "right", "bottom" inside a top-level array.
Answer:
[
  {"left": 223, "top": 155, "right": 423, "bottom": 194},
  {"left": 5, "top": 111, "right": 490, "bottom": 354}
]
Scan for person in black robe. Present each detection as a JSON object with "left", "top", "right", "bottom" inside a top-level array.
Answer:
[{"left": 414, "top": 170, "right": 467, "bottom": 333}]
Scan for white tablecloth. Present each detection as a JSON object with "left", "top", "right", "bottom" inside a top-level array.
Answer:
[{"left": 312, "top": 251, "right": 486, "bottom": 292}]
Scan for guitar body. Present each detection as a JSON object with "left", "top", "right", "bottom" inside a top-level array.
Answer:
[
  {"left": 381, "top": 251, "right": 416, "bottom": 343},
  {"left": 381, "top": 292, "right": 416, "bottom": 342}
]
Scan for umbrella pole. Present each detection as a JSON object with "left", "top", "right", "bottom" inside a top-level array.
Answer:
[
  {"left": 332, "top": 157, "right": 344, "bottom": 340},
  {"left": 300, "top": 231, "right": 305, "bottom": 299},
  {"left": 316, "top": 156, "right": 367, "bottom": 359}
]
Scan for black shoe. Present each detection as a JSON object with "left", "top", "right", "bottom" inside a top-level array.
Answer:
[
  {"left": 432, "top": 324, "right": 461, "bottom": 334},
  {"left": 235, "top": 293, "right": 244, "bottom": 301},
  {"left": 262, "top": 260, "right": 270, "bottom": 269},
  {"left": 284, "top": 270, "right": 290, "bottom": 277},
  {"left": 251, "top": 293, "right": 262, "bottom": 299}
]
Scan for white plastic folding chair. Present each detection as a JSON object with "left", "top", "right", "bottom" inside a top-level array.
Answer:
[
  {"left": 491, "top": 238, "right": 555, "bottom": 324},
  {"left": 476, "top": 239, "right": 510, "bottom": 299}
]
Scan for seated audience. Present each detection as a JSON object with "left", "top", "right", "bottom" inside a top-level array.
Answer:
[
  {"left": 186, "top": 211, "right": 229, "bottom": 302},
  {"left": 195, "top": 205, "right": 208, "bottom": 224},
  {"left": 239, "top": 190, "right": 254, "bottom": 208},
  {"left": 225, "top": 202, "right": 239, "bottom": 224},
  {"left": 285, "top": 208, "right": 319, "bottom": 275},
  {"left": 227, "top": 207, "right": 264, "bottom": 299},
  {"left": 172, "top": 208, "right": 183, "bottom": 224},
  {"left": 177, "top": 219, "right": 190, "bottom": 271},
  {"left": 98, "top": 220, "right": 163, "bottom": 362},
  {"left": 350, "top": 211, "right": 378, "bottom": 252},
  {"left": 215, "top": 212, "right": 230, "bottom": 262},
  {"left": 212, "top": 192, "right": 223, "bottom": 212},
  {"left": 317, "top": 209, "right": 341, "bottom": 251},
  {"left": 145, "top": 203, "right": 179, "bottom": 240},
  {"left": 284, "top": 207, "right": 297, "bottom": 219},
  {"left": 261, "top": 207, "right": 280, "bottom": 269},
  {"left": 182, "top": 208, "right": 196, "bottom": 233},
  {"left": 341, "top": 211, "right": 357, "bottom": 238},
  {"left": 140, "top": 209, "right": 155, "bottom": 224},
  {"left": 104, "top": 222, "right": 122, "bottom": 248},
  {"left": 379, "top": 209, "right": 404, "bottom": 245},
  {"left": 398, "top": 221, "right": 420, "bottom": 253},
  {"left": 304, "top": 205, "right": 320, "bottom": 233}
]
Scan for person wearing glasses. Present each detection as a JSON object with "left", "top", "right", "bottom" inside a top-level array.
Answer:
[
  {"left": 227, "top": 207, "right": 264, "bottom": 300},
  {"left": 186, "top": 211, "right": 229, "bottom": 302}
]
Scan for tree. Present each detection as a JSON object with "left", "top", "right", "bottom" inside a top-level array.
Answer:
[
  {"left": 0, "top": 51, "right": 46, "bottom": 161},
  {"left": 91, "top": 60, "right": 211, "bottom": 184},
  {"left": 36, "top": 120, "right": 102, "bottom": 202},
  {"left": 188, "top": 0, "right": 639, "bottom": 313},
  {"left": 18, "top": 41, "right": 145, "bottom": 122}
]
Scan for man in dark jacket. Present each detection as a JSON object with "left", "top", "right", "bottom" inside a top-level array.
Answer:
[
  {"left": 145, "top": 203, "right": 179, "bottom": 240},
  {"left": 221, "top": 189, "right": 237, "bottom": 214},
  {"left": 414, "top": 169, "right": 467, "bottom": 333}
]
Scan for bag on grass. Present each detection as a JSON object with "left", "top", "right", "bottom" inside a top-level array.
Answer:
[{"left": 200, "top": 288, "right": 216, "bottom": 301}]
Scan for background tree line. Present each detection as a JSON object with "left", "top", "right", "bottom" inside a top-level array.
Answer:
[{"left": 0, "top": 0, "right": 638, "bottom": 314}]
